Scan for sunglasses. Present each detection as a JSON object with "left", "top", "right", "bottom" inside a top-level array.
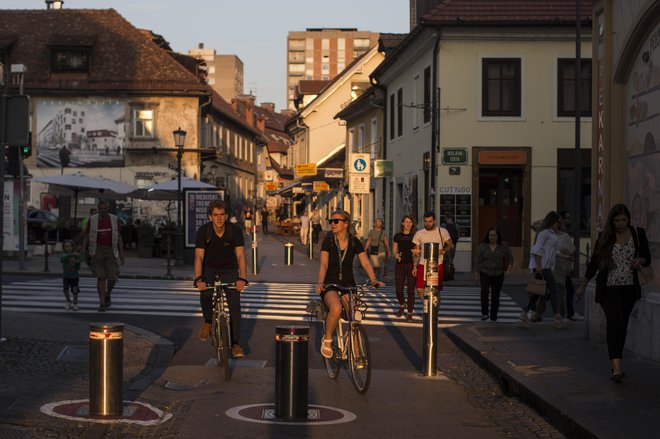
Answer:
[{"left": 329, "top": 218, "right": 346, "bottom": 224}]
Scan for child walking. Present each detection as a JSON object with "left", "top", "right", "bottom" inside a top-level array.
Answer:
[{"left": 61, "top": 239, "right": 83, "bottom": 310}]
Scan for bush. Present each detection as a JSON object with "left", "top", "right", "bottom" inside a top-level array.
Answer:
[{"left": 137, "top": 221, "right": 156, "bottom": 248}]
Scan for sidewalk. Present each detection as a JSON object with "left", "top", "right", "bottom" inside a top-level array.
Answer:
[{"left": 3, "top": 233, "right": 659, "bottom": 438}]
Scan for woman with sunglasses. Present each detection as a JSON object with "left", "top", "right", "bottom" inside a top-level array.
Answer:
[{"left": 316, "top": 210, "right": 384, "bottom": 358}]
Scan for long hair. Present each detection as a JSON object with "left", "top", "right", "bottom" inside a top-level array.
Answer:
[
  {"left": 534, "top": 211, "right": 561, "bottom": 244},
  {"left": 594, "top": 203, "right": 631, "bottom": 269},
  {"left": 482, "top": 227, "right": 502, "bottom": 244},
  {"left": 399, "top": 214, "right": 417, "bottom": 234}
]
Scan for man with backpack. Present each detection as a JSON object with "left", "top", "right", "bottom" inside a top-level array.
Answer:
[{"left": 193, "top": 199, "right": 248, "bottom": 358}]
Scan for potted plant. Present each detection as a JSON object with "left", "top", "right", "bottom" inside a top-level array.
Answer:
[{"left": 136, "top": 221, "right": 156, "bottom": 258}]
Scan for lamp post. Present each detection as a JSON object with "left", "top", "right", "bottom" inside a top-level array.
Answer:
[{"left": 173, "top": 127, "right": 187, "bottom": 267}]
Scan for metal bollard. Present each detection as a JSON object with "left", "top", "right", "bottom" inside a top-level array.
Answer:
[
  {"left": 89, "top": 323, "right": 124, "bottom": 416},
  {"left": 422, "top": 243, "right": 440, "bottom": 377},
  {"left": 284, "top": 242, "right": 294, "bottom": 265},
  {"left": 275, "top": 325, "right": 309, "bottom": 420}
]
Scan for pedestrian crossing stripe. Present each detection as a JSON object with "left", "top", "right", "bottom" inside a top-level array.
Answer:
[{"left": 2, "top": 279, "right": 521, "bottom": 326}]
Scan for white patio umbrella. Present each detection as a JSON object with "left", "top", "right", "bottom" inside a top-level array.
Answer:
[
  {"left": 33, "top": 172, "right": 136, "bottom": 219},
  {"left": 130, "top": 177, "right": 218, "bottom": 201}
]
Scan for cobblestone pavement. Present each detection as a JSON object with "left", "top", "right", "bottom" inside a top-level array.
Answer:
[{"left": 440, "top": 332, "right": 566, "bottom": 439}]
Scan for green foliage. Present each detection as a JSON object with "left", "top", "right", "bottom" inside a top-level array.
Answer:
[{"left": 137, "top": 221, "right": 156, "bottom": 248}]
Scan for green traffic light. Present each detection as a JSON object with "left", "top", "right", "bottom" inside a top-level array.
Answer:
[{"left": 21, "top": 145, "right": 31, "bottom": 158}]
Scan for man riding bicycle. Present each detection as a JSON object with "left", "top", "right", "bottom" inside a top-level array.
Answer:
[{"left": 194, "top": 200, "right": 248, "bottom": 358}]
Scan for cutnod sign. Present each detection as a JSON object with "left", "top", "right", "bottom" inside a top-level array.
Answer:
[{"left": 350, "top": 153, "right": 370, "bottom": 174}]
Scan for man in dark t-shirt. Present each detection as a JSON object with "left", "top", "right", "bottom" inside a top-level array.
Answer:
[{"left": 193, "top": 200, "right": 248, "bottom": 358}]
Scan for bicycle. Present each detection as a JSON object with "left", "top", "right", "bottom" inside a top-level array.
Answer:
[
  {"left": 322, "top": 280, "right": 374, "bottom": 394},
  {"left": 206, "top": 275, "right": 238, "bottom": 381}
]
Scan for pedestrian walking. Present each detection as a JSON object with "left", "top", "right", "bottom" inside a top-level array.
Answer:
[
  {"left": 299, "top": 211, "right": 310, "bottom": 246},
  {"left": 194, "top": 199, "right": 248, "bottom": 358},
  {"left": 392, "top": 215, "right": 417, "bottom": 321},
  {"left": 60, "top": 239, "right": 83, "bottom": 311},
  {"left": 81, "top": 200, "right": 125, "bottom": 312},
  {"left": 411, "top": 211, "right": 454, "bottom": 305},
  {"left": 475, "top": 227, "right": 513, "bottom": 321},
  {"left": 364, "top": 218, "right": 391, "bottom": 278},
  {"left": 261, "top": 207, "right": 269, "bottom": 235},
  {"left": 576, "top": 203, "right": 651, "bottom": 383},
  {"left": 316, "top": 210, "right": 383, "bottom": 358},
  {"left": 441, "top": 210, "right": 460, "bottom": 261},
  {"left": 553, "top": 214, "right": 576, "bottom": 317},
  {"left": 311, "top": 208, "right": 323, "bottom": 244},
  {"left": 558, "top": 210, "right": 583, "bottom": 320},
  {"left": 521, "top": 211, "right": 564, "bottom": 325}
]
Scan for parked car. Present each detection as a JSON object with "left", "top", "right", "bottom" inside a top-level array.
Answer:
[{"left": 27, "top": 209, "right": 70, "bottom": 244}]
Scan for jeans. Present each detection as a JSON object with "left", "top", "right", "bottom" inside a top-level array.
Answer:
[
  {"left": 600, "top": 285, "right": 637, "bottom": 359},
  {"left": 479, "top": 272, "right": 504, "bottom": 320},
  {"left": 200, "top": 269, "right": 242, "bottom": 345}
]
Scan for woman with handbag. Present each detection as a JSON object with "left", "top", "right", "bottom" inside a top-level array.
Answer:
[
  {"left": 475, "top": 227, "right": 514, "bottom": 321},
  {"left": 576, "top": 203, "right": 651, "bottom": 382},
  {"left": 521, "top": 211, "right": 564, "bottom": 325},
  {"left": 392, "top": 215, "right": 417, "bottom": 321},
  {"left": 364, "top": 218, "right": 391, "bottom": 279}
]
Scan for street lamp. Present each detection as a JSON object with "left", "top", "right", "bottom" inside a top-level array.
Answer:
[{"left": 173, "top": 127, "right": 187, "bottom": 267}]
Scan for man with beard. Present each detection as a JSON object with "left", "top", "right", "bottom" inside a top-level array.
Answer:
[{"left": 411, "top": 212, "right": 454, "bottom": 307}]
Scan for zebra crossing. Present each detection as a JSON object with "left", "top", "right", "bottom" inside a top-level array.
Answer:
[{"left": 1, "top": 278, "right": 521, "bottom": 326}]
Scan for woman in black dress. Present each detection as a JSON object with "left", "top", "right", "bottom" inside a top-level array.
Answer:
[{"left": 316, "top": 210, "right": 383, "bottom": 358}]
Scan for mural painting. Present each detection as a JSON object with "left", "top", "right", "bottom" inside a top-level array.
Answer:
[{"left": 36, "top": 99, "right": 126, "bottom": 168}]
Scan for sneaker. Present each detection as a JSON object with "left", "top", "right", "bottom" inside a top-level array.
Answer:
[
  {"left": 519, "top": 310, "right": 530, "bottom": 323},
  {"left": 529, "top": 312, "right": 543, "bottom": 322},
  {"left": 406, "top": 312, "right": 413, "bottom": 322},
  {"left": 231, "top": 344, "right": 245, "bottom": 358},
  {"left": 481, "top": 314, "right": 489, "bottom": 321},
  {"left": 198, "top": 322, "right": 211, "bottom": 341},
  {"left": 569, "top": 312, "right": 585, "bottom": 321},
  {"left": 396, "top": 305, "right": 406, "bottom": 318},
  {"left": 554, "top": 315, "right": 570, "bottom": 327},
  {"left": 72, "top": 303, "right": 79, "bottom": 311},
  {"left": 65, "top": 301, "right": 72, "bottom": 310},
  {"left": 97, "top": 306, "right": 106, "bottom": 312}
]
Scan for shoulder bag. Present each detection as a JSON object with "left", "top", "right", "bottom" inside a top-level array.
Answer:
[
  {"left": 369, "top": 230, "right": 383, "bottom": 255},
  {"left": 526, "top": 274, "right": 547, "bottom": 295}
]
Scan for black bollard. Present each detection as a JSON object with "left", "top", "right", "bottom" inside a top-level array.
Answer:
[
  {"left": 89, "top": 323, "right": 124, "bottom": 416},
  {"left": 422, "top": 243, "right": 440, "bottom": 377},
  {"left": 284, "top": 242, "right": 294, "bottom": 265},
  {"left": 275, "top": 325, "right": 309, "bottom": 420}
]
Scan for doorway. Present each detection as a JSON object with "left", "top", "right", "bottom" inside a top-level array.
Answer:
[{"left": 477, "top": 167, "right": 524, "bottom": 246}]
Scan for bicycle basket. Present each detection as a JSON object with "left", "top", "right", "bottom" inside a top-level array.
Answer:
[{"left": 306, "top": 299, "right": 328, "bottom": 321}]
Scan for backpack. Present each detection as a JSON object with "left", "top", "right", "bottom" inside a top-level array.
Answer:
[{"left": 444, "top": 222, "right": 459, "bottom": 244}]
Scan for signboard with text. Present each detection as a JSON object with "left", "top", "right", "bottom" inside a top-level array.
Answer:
[
  {"left": 185, "top": 189, "right": 225, "bottom": 247},
  {"left": 295, "top": 163, "right": 317, "bottom": 177},
  {"left": 441, "top": 148, "right": 468, "bottom": 165},
  {"left": 313, "top": 181, "right": 330, "bottom": 192},
  {"left": 374, "top": 159, "right": 393, "bottom": 178},
  {"left": 439, "top": 186, "right": 472, "bottom": 240},
  {"left": 264, "top": 181, "right": 277, "bottom": 191},
  {"left": 349, "top": 174, "right": 370, "bottom": 194}
]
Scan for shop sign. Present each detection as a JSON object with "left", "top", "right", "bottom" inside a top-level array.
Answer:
[
  {"left": 324, "top": 168, "right": 344, "bottom": 179},
  {"left": 295, "top": 163, "right": 317, "bottom": 177},
  {"left": 313, "top": 181, "right": 330, "bottom": 192},
  {"left": 264, "top": 182, "right": 277, "bottom": 191},
  {"left": 374, "top": 160, "right": 393, "bottom": 178}
]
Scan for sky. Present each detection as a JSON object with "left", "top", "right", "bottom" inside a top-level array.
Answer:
[{"left": 5, "top": 0, "right": 410, "bottom": 111}]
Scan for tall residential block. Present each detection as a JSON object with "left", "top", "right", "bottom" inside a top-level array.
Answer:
[
  {"left": 188, "top": 43, "right": 244, "bottom": 102},
  {"left": 286, "top": 28, "right": 379, "bottom": 110}
]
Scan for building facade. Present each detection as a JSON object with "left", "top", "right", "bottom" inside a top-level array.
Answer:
[
  {"left": 188, "top": 43, "right": 244, "bottom": 102},
  {"left": 286, "top": 28, "right": 380, "bottom": 110}
]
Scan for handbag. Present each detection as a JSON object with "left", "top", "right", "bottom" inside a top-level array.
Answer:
[
  {"left": 444, "top": 257, "right": 455, "bottom": 281},
  {"left": 526, "top": 275, "right": 547, "bottom": 295},
  {"left": 633, "top": 227, "right": 655, "bottom": 285},
  {"left": 369, "top": 230, "right": 383, "bottom": 255}
]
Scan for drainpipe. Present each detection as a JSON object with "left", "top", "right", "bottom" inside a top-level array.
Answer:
[
  {"left": 430, "top": 30, "right": 441, "bottom": 213},
  {"left": 371, "top": 77, "right": 388, "bottom": 234}
]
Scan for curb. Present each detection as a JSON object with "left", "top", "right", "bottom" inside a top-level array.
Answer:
[{"left": 444, "top": 326, "right": 597, "bottom": 439}]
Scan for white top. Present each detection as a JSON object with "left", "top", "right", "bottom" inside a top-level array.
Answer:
[
  {"left": 299, "top": 214, "right": 310, "bottom": 228},
  {"left": 412, "top": 227, "right": 451, "bottom": 265},
  {"left": 528, "top": 228, "right": 558, "bottom": 270}
]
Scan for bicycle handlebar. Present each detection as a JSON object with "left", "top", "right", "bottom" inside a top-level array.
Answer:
[{"left": 323, "top": 279, "right": 381, "bottom": 293}]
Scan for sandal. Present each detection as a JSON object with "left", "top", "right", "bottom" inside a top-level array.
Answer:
[{"left": 321, "top": 338, "right": 333, "bottom": 359}]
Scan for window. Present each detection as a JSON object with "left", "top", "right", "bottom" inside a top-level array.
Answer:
[
  {"left": 51, "top": 48, "right": 91, "bottom": 73},
  {"left": 423, "top": 66, "right": 431, "bottom": 123},
  {"left": 289, "top": 39, "right": 305, "bottom": 50},
  {"left": 397, "top": 88, "right": 403, "bottom": 137},
  {"left": 389, "top": 94, "right": 395, "bottom": 140},
  {"left": 289, "top": 64, "right": 305, "bottom": 74},
  {"left": 482, "top": 58, "right": 521, "bottom": 117},
  {"left": 558, "top": 58, "right": 592, "bottom": 117},
  {"left": 370, "top": 117, "right": 378, "bottom": 160},
  {"left": 357, "top": 124, "right": 365, "bottom": 152},
  {"left": 413, "top": 74, "right": 420, "bottom": 129},
  {"left": 348, "top": 128, "right": 355, "bottom": 152},
  {"left": 133, "top": 109, "right": 154, "bottom": 138},
  {"left": 557, "top": 148, "right": 591, "bottom": 235},
  {"left": 354, "top": 38, "right": 371, "bottom": 49}
]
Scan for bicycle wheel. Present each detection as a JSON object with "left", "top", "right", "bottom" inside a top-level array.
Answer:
[
  {"left": 217, "top": 314, "right": 231, "bottom": 381},
  {"left": 323, "top": 326, "right": 341, "bottom": 379},
  {"left": 348, "top": 323, "right": 371, "bottom": 393}
]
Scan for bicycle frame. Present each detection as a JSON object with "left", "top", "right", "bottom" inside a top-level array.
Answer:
[{"left": 208, "top": 278, "right": 236, "bottom": 381}]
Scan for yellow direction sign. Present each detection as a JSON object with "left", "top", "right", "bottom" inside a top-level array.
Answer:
[
  {"left": 313, "top": 181, "right": 329, "bottom": 192},
  {"left": 295, "top": 163, "right": 317, "bottom": 177}
]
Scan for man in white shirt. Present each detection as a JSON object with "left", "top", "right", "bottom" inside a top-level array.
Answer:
[
  {"left": 299, "top": 211, "right": 310, "bottom": 246},
  {"left": 412, "top": 211, "right": 454, "bottom": 301}
]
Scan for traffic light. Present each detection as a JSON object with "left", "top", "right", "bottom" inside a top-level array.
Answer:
[
  {"left": 5, "top": 145, "right": 20, "bottom": 177},
  {"left": 21, "top": 133, "right": 32, "bottom": 158}
]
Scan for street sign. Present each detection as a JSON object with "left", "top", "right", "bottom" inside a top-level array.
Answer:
[
  {"left": 441, "top": 148, "right": 468, "bottom": 165},
  {"left": 264, "top": 181, "right": 277, "bottom": 191},
  {"left": 374, "top": 160, "right": 393, "bottom": 178},
  {"left": 324, "top": 168, "right": 344, "bottom": 179},
  {"left": 295, "top": 163, "right": 317, "bottom": 177},
  {"left": 348, "top": 173, "right": 370, "bottom": 194},
  {"left": 349, "top": 153, "right": 370, "bottom": 174},
  {"left": 313, "top": 181, "right": 329, "bottom": 192}
]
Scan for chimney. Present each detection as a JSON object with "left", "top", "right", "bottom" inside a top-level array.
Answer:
[
  {"left": 260, "top": 102, "right": 275, "bottom": 113},
  {"left": 46, "top": 0, "right": 64, "bottom": 9},
  {"left": 256, "top": 116, "right": 266, "bottom": 133},
  {"left": 198, "top": 42, "right": 204, "bottom": 49}
]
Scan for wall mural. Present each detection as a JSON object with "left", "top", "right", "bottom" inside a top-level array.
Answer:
[{"left": 35, "top": 99, "right": 126, "bottom": 168}]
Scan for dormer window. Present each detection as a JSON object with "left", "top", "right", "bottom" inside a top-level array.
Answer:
[{"left": 51, "top": 47, "right": 91, "bottom": 73}]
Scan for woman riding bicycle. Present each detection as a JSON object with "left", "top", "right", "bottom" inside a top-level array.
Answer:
[{"left": 316, "top": 209, "right": 384, "bottom": 359}]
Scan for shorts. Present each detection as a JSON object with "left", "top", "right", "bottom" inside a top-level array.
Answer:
[
  {"left": 63, "top": 277, "right": 80, "bottom": 293},
  {"left": 415, "top": 263, "right": 444, "bottom": 290},
  {"left": 369, "top": 251, "right": 385, "bottom": 269},
  {"left": 93, "top": 245, "right": 119, "bottom": 280}
]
